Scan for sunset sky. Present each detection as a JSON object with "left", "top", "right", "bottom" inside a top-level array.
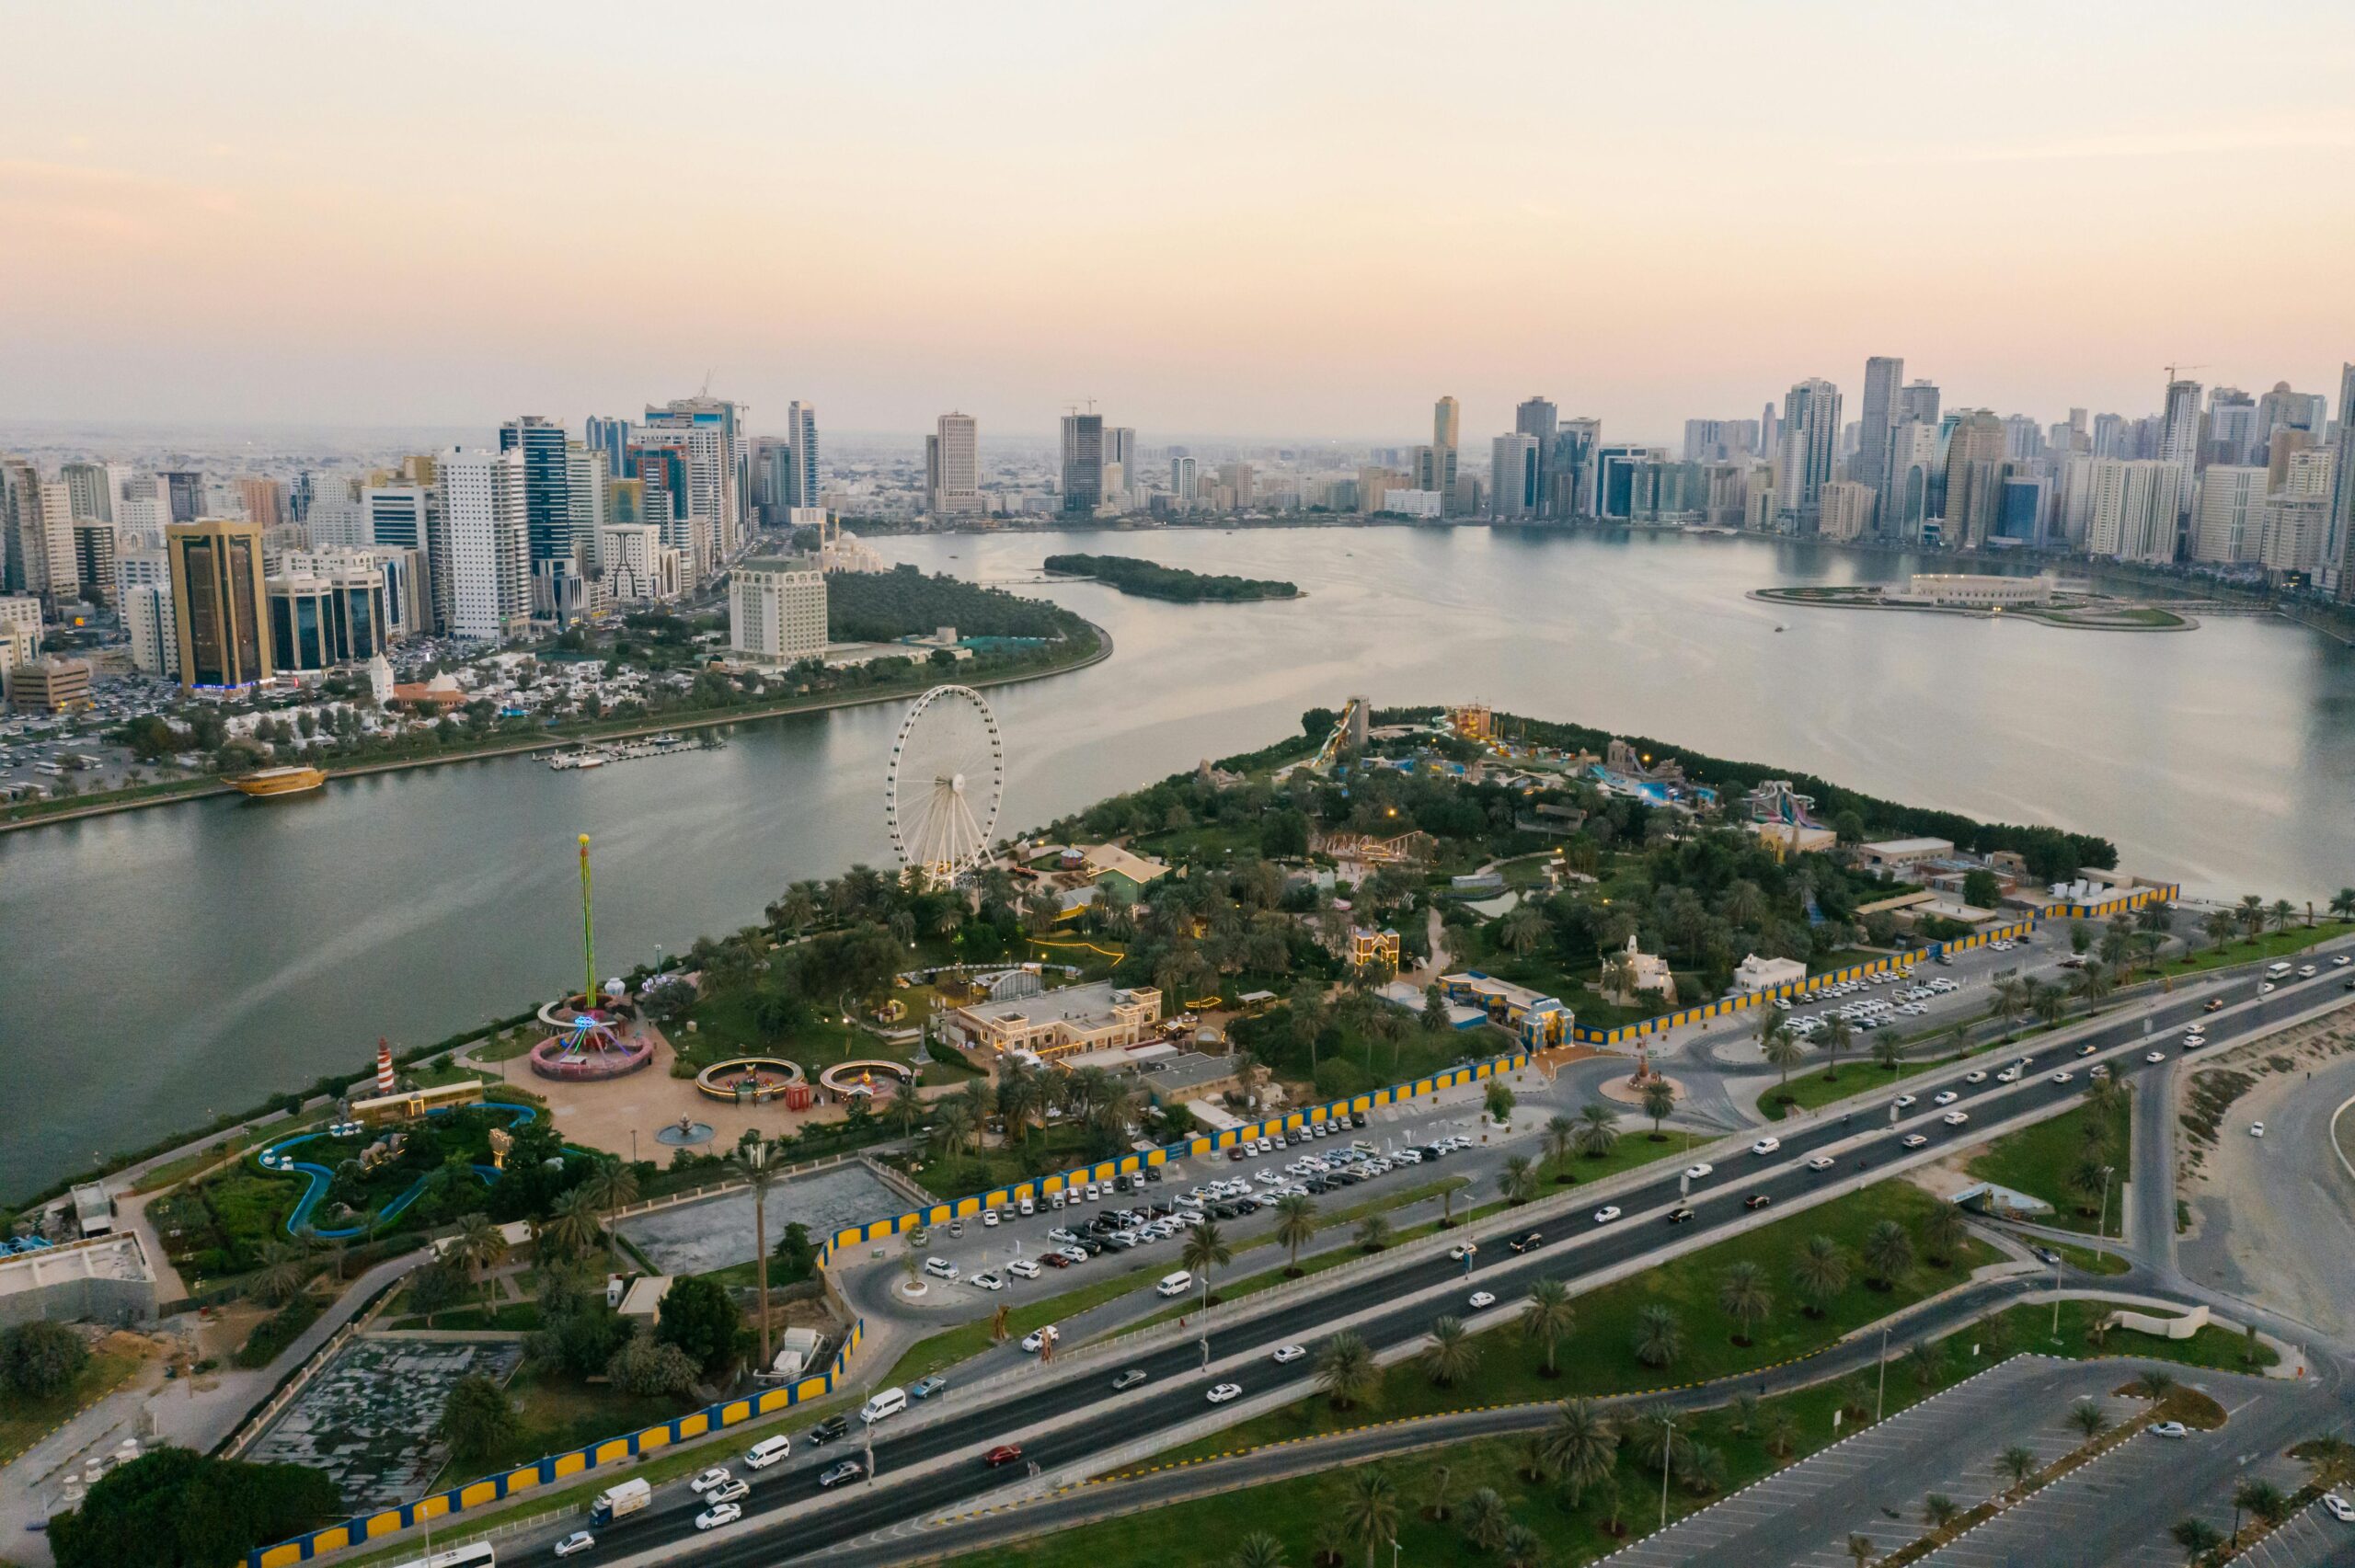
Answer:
[{"left": 6, "top": 2, "right": 2354, "bottom": 444}]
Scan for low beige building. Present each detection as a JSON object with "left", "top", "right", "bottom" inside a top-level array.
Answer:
[{"left": 938, "top": 979, "right": 1162, "bottom": 1063}]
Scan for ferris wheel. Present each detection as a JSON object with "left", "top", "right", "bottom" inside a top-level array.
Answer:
[{"left": 886, "top": 684, "right": 1005, "bottom": 886}]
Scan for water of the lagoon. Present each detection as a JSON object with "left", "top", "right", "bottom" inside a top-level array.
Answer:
[{"left": 4, "top": 526, "right": 2349, "bottom": 1197}]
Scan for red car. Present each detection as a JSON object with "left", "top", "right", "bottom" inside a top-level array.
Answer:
[
  {"left": 1041, "top": 1252, "right": 1072, "bottom": 1268},
  {"left": 983, "top": 1444, "right": 1024, "bottom": 1468}
]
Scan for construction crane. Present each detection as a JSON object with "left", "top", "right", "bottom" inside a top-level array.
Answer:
[{"left": 2163, "top": 361, "right": 2208, "bottom": 383}]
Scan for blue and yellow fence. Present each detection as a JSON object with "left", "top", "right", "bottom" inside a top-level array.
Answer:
[{"left": 248, "top": 1319, "right": 867, "bottom": 1567}]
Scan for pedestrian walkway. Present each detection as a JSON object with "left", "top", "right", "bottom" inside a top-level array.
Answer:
[{"left": 1599, "top": 1358, "right": 2131, "bottom": 1567}]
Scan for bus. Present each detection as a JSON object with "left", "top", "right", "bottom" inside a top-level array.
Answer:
[{"left": 383, "top": 1544, "right": 496, "bottom": 1568}]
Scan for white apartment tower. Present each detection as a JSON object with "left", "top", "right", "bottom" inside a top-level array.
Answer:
[
  {"left": 1776, "top": 378, "right": 1843, "bottom": 529},
  {"left": 729, "top": 555, "right": 828, "bottom": 664},
  {"left": 433, "top": 447, "right": 529, "bottom": 641},
  {"left": 926, "top": 413, "right": 981, "bottom": 515},
  {"left": 2086, "top": 459, "right": 2186, "bottom": 564}
]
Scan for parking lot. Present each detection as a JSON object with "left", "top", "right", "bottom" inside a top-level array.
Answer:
[
  {"left": 2225, "top": 1498, "right": 2355, "bottom": 1568},
  {"left": 1601, "top": 1357, "right": 2137, "bottom": 1568}
]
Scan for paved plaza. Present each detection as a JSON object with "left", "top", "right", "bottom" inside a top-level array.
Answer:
[{"left": 615, "top": 1160, "right": 910, "bottom": 1276}]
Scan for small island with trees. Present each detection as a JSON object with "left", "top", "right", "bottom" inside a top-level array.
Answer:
[{"left": 1043, "top": 552, "right": 1302, "bottom": 603}]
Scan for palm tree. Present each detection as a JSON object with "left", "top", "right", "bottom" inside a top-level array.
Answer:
[
  {"left": 1764, "top": 1407, "right": 1798, "bottom": 1461},
  {"left": 2201, "top": 909, "right": 2236, "bottom": 951},
  {"left": 2030, "top": 979, "right": 2067, "bottom": 1032},
  {"left": 1499, "top": 1155, "right": 1539, "bottom": 1207},
  {"left": 1228, "top": 1533, "right": 1288, "bottom": 1568},
  {"left": 2236, "top": 894, "right": 2267, "bottom": 942},
  {"left": 1499, "top": 1523, "right": 1544, "bottom": 1568},
  {"left": 2066, "top": 1400, "right": 2108, "bottom": 1441},
  {"left": 1793, "top": 1234, "right": 1849, "bottom": 1317},
  {"left": 450, "top": 1212, "right": 511, "bottom": 1312},
  {"left": 542, "top": 1185, "right": 603, "bottom": 1260},
  {"left": 1355, "top": 1213, "right": 1392, "bottom": 1253},
  {"left": 1313, "top": 1516, "right": 1350, "bottom": 1568},
  {"left": 2066, "top": 1157, "right": 2110, "bottom": 1219},
  {"left": 2169, "top": 1517, "right": 2223, "bottom": 1562},
  {"left": 1542, "top": 1114, "right": 1576, "bottom": 1179},
  {"left": 1633, "top": 1304, "right": 1683, "bottom": 1368},
  {"left": 1522, "top": 1278, "right": 1575, "bottom": 1377},
  {"left": 2070, "top": 963, "right": 2113, "bottom": 1011},
  {"left": 1640, "top": 1078, "right": 1676, "bottom": 1139},
  {"left": 1921, "top": 1202, "right": 1968, "bottom": 1268},
  {"left": 930, "top": 1099, "right": 973, "bottom": 1163},
  {"left": 1992, "top": 976, "right": 2026, "bottom": 1039},
  {"left": 735, "top": 1139, "right": 783, "bottom": 1374},
  {"left": 1997, "top": 1444, "right": 2039, "bottom": 1495},
  {"left": 1871, "top": 1037, "right": 1903, "bottom": 1076},
  {"left": 1717, "top": 1260, "right": 1772, "bottom": 1345},
  {"left": 1340, "top": 1466, "right": 1401, "bottom": 1568},
  {"left": 1574, "top": 1103, "right": 1620, "bottom": 1160},
  {"left": 1763, "top": 1024, "right": 1807, "bottom": 1095},
  {"left": 2131, "top": 1368, "right": 2178, "bottom": 1405},
  {"left": 1438, "top": 1175, "right": 1471, "bottom": 1228},
  {"left": 1424, "top": 1315, "right": 1480, "bottom": 1387},
  {"left": 1181, "top": 1219, "right": 1233, "bottom": 1319},
  {"left": 1923, "top": 1494, "right": 1960, "bottom": 1536},
  {"left": 1499, "top": 905, "right": 1549, "bottom": 956},
  {"left": 579, "top": 1158, "right": 640, "bottom": 1226},
  {"left": 2230, "top": 1479, "right": 2289, "bottom": 1548},
  {"left": 1818, "top": 1014, "right": 1853, "bottom": 1080},
  {"left": 1858, "top": 1220, "right": 1912, "bottom": 1289},
  {"left": 1316, "top": 1331, "right": 1380, "bottom": 1411},
  {"left": 1460, "top": 1487, "right": 1511, "bottom": 1552},
  {"left": 1542, "top": 1399, "right": 1616, "bottom": 1505},
  {"left": 1728, "top": 1391, "right": 1761, "bottom": 1436},
  {"left": 1844, "top": 1534, "right": 1876, "bottom": 1567},
  {"left": 2297, "top": 1434, "right": 2355, "bottom": 1492},
  {"left": 1272, "top": 1194, "right": 1320, "bottom": 1276},
  {"left": 1424, "top": 1461, "right": 1453, "bottom": 1522},
  {"left": 253, "top": 1241, "right": 310, "bottom": 1308},
  {"left": 2269, "top": 898, "right": 2296, "bottom": 934},
  {"left": 2331, "top": 887, "right": 2355, "bottom": 922}
]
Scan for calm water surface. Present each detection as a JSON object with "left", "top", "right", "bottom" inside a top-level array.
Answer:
[{"left": 4, "top": 527, "right": 2349, "bottom": 1195}]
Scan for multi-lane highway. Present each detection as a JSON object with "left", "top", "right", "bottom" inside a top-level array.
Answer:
[{"left": 530, "top": 951, "right": 2355, "bottom": 1567}]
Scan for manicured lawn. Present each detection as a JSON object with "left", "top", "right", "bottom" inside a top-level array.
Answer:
[
  {"left": 388, "top": 1302, "right": 542, "bottom": 1332},
  {"left": 424, "top": 1364, "right": 693, "bottom": 1489},
  {"left": 1167, "top": 1181, "right": 1994, "bottom": 1459},
  {"left": 2038, "top": 1238, "right": 2131, "bottom": 1277},
  {"left": 881, "top": 1263, "right": 1169, "bottom": 1390},
  {"left": 1766, "top": 1053, "right": 1950, "bottom": 1117},
  {"left": 1986, "top": 1299, "right": 2276, "bottom": 1372},
  {"left": 1965, "top": 1099, "right": 2130, "bottom": 1237},
  {"left": 2167, "top": 921, "right": 2353, "bottom": 977},
  {"left": 0, "top": 1352, "right": 141, "bottom": 1464}
]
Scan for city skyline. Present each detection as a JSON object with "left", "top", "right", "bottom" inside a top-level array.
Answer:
[{"left": 6, "top": 4, "right": 2355, "bottom": 439}]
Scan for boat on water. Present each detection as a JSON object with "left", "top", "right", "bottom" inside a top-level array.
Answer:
[{"left": 231, "top": 765, "right": 327, "bottom": 798}]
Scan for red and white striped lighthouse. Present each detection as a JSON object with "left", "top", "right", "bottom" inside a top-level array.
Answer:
[{"left": 375, "top": 1036, "right": 395, "bottom": 1095}]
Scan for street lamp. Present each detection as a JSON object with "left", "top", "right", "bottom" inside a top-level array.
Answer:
[
  {"left": 1658, "top": 1413, "right": 1676, "bottom": 1528},
  {"left": 2098, "top": 1164, "right": 2115, "bottom": 1242},
  {"left": 1875, "top": 1325, "right": 1890, "bottom": 1421}
]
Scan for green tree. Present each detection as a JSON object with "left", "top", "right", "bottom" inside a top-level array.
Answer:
[
  {"left": 1921, "top": 1202, "right": 1968, "bottom": 1268},
  {"left": 1316, "top": 1330, "right": 1381, "bottom": 1411},
  {"left": 434, "top": 1372, "right": 518, "bottom": 1463},
  {"left": 1181, "top": 1219, "right": 1234, "bottom": 1316},
  {"left": 1923, "top": 1493, "right": 1961, "bottom": 1535},
  {"left": 1229, "top": 1531, "right": 1289, "bottom": 1568},
  {"left": 1861, "top": 1220, "right": 1913, "bottom": 1288},
  {"left": 1574, "top": 1103, "right": 1620, "bottom": 1159},
  {"left": 2231, "top": 1478, "right": 2289, "bottom": 1546},
  {"left": 1793, "top": 1233, "right": 1849, "bottom": 1316},
  {"left": 1355, "top": 1213, "right": 1393, "bottom": 1253},
  {"left": 1633, "top": 1304, "right": 1683, "bottom": 1368},
  {"left": 0, "top": 1321, "right": 88, "bottom": 1401},
  {"left": 1998, "top": 1444, "right": 2039, "bottom": 1494},
  {"left": 1762, "top": 1018, "right": 1806, "bottom": 1092},
  {"left": 1423, "top": 1315, "right": 1480, "bottom": 1386},
  {"left": 539, "top": 1185, "right": 603, "bottom": 1261},
  {"left": 2067, "top": 1399, "right": 2108, "bottom": 1441},
  {"left": 1818, "top": 1014, "right": 1853, "bottom": 1080},
  {"left": 406, "top": 1260, "right": 466, "bottom": 1329},
  {"left": 251, "top": 1241, "right": 311, "bottom": 1309},
  {"left": 2169, "top": 1517, "right": 2223, "bottom": 1562},
  {"left": 1498, "top": 1154, "right": 1539, "bottom": 1206},
  {"left": 1717, "top": 1260, "right": 1773, "bottom": 1345},
  {"left": 1845, "top": 1534, "right": 1877, "bottom": 1567},
  {"left": 49, "top": 1448, "right": 342, "bottom": 1568},
  {"left": 654, "top": 1273, "right": 748, "bottom": 1377},
  {"left": 1542, "top": 1114, "right": 1577, "bottom": 1178},
  {"left": 1640, "top": 1078, "right": 1676, "bottom": 1139},
  {"left": 1485, "top": 1080, "right": 1516, "bottom": 1127},
  {"left": 1522, "top": 1277, "right": 1575, "bottom": 1377},
  {"left": 606, "top": 1331, "right": 700, "bottom": 1397},
  {"left": 449, "top": 1212, "right": 511, "bottom": 1312},
  {"left": 1542, "top": 1398, "right": 1617, "bottom": 1506},
  {"left": 1460, "top": 1486, "right": 1511, "bottom": 1552},
  {"left": 1499, "top": 1522, "right": 1545, "bottom": 1568},
  {"left": 1272, "top": 1193, "right": 1320, "bottom": 1276},
  {"left": 1340, "top": 1466, "right": 1401, "bottom": 1568}
]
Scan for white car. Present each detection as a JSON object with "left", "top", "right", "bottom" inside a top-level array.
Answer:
[
  {"left": 924, "top": 1257, "right": 960, "bottom": 1280},
  {"left": 1933, "top": 1091, "right": 1959, "bottom": 1106},
  {"left": 2149, "top": 1421, "right": 2189, "bottom": 1439},
  {"left": 1008, "top": 1258, "right": 1041, "bottom": 1279},
  {"left": 1021, "top": 1326, "right": 1059, "bottom": 1353},
  {"left": 1047, "top": 1227, "right": 1080, "bottom": 1244},
  {"left": 2051, "top": 1070, "right": 2074, "bottom": 1084},
  {"left": 1965, "top": 1070, "right": 1988, "bottom": 1083},
  {"left": 1751, "top": 1137, "right": 1781, "bottom": 1156},
  {"left": 1684, "top": 1162, "right": 1715, "bottom": 1180},
  {"left": 1901, "top": 1134, "right": 1929, "bottom": 1149},
  {"left": 695, "top": 1503, "right": 743, "bottom": 1531},
  {"left": 2260, "top": 982, "right": 2276, "bottom": 994},
  {"left": 2299, "top": 965, "right": 2318, "bottom": 979},
  {"left": 2145, "top": 1050, "right": 2166, "bottom": 1064},
  {"left": 1447, "top": 1242, "right": 1478, "bottom": 1261},
  {"left": 690, "top": 1466, "right": 733, "bottom": 1494},
  {"left": 1592, "top": 1206, "right": 1623, "bottom": 1224},
  {"left": 969, "top": 1270, "right": 1005, "bottom": 1291},
  {"left": 554, "top": 1531, "right": 597, "bottom": 1558},
  {"left": 1806, "top": 1155, "right": 1836, "bottom": 1172},
  {"left": 1893, "top": 1094, "right": 1917, "bottom": 1109},
  {"left": 982, "top": 1210, "right": 999, "bottom": 1228},
  {"left": 1206, "top": 1382, "right": 1243, "bottom": 1404},
  {"left": 1942, "top": 1111, "right": 1969, "bottom": 1127},
  {"left": 1996, "top": 1067, "right": 2022, "bottom": 1083},
  {"left": 1271, "top": 1344, "right": 1306, "bottom": 1364},
  {"left": 2324, "top": 1492, "right": 2355, "bottom": 1522},
  {"left": 2337, "top": 956, "right": 2352, "bottom": 967},
  {"left": 2249, "top": 1122, "right": 2266, "bottom": 1138},
  {"left": 1468, "top": 1290, "right": 1497, "bottom": 1310}
]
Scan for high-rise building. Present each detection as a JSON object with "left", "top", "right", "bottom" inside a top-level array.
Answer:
[
  {"left": 1214, "top": 461, "right": 1254, "bottom": 511},
  {"left": 162, "top": 471, "right": 203, "bottom": 524},
  {"left": 433, "top": 447, "right": 528, "bottom": 642},
  {"left": 1940, "top": 410, "right": 2008, "bottom": 547},
  {"left": 1550, "top": 418, "right": 1600, "bottom": 517},
  {"left": 1171, "top": 456, "right": 1200, "bottom": 508},
  {"left": 122, "top": 584, "right": 177, "bottom": 680},
  {"left": 2325, "top": 362, "right": 2355, "bottom": 600},
  {"left": 2260, "top": 493, "right": 2330, "bottom": 578},
  {"left": 1423, "top": 397, "right": 1462, "bottom": 509},
  {"left": 498, "top": 415, "right": 573, "bottom": 572},
  {"left": 729, "top": 555, "right": 827, "bottom": 664},
  {"left": 1885, "top": 421, "right": 1943, "bottom": 538},
  {"left": 1775, "top": 378, "right": 1842, "bottom": 530},
  {"left": 1856, "top": 355, "right": 1903, "bottom": 526},
  {"left": 1816, "top": 480, "right": 1874, "bottom": 542},
  {"left": 167, "top": 519, "right": 271, "bottom": 689},
  {"left": 1, "top": 462, "right": 74, "bottom": 603},
  {"left": 1993, "top": 472, "right": 2051, "bottom": 546},
  {"left": 287, "top": 545, "right": 425, "bottom": 638},
  {"left": 2255, "top": 381, "right": 2326, "bottom": 464},
  {"left": 267, "top": 566, "right": 389, "bottom": 673},
  {"left": 2159, "top": 376, "right": 2204, "bottom": 517},
  {"left": 61, "top": 461, "right": 111, "bottom": 524},
  {"left": 785, "top": 401, "right": 821, "bottom": 509},
  {"left": 72, "top": 521, "right": 117, "bottom": 605},
  {"left": 1060, "top": 414, "right": 1105, "bottom": 514},
  {"left": 237, "top": 477, "right": 287, "bottom": 528},
  {"left": 645, "top": 397, "right": 749, "bottom": 561},
  {"left": 2085, "top": 460, "right": 2185, "bottom": 563},
  {"left": 2204, "top": 388, "right": 2259, "bottom": 468},
  {"left": 1490, "top": 433, "right": 1541, "bottom": 519},
  {"left": 2192, "top": 466, "right": 2268, "bottom": 564},
  {"left": 1681, "top": 419, "right": 1759, "bottom": 464},
  {"left": 1595, "top": 444, "right": 1652, "bottom": 521},
  {"left": 583, "top": 416, "right": 632, "bottom": 481},
  {"left": 926, "top": 413, "right": 981, "bottom": 515},
  {"left": 1513, "top": 396, "right": 1557, "bottom": 517}
]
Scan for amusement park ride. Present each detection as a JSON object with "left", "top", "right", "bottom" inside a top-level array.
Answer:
[{"left": 887, "top": 684, "right": 1006, "bottom": 886}]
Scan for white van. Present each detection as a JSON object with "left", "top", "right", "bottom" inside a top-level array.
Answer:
[
  {"left": 1019, "top": 1196, "right": 1035, "bottom": 1216},
  {"left": 860, "top": 1387, "right": 908, "bottom": 1425},
  {"left": 2266, "top": 962, "right": 2294, "bottom": 979},
  {"left": 1155, "top": 1270, "right": 1193, "bottom": 1298},
  {"left": 744, "top": 1435, "right": 792, "bottom": 1470}
]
